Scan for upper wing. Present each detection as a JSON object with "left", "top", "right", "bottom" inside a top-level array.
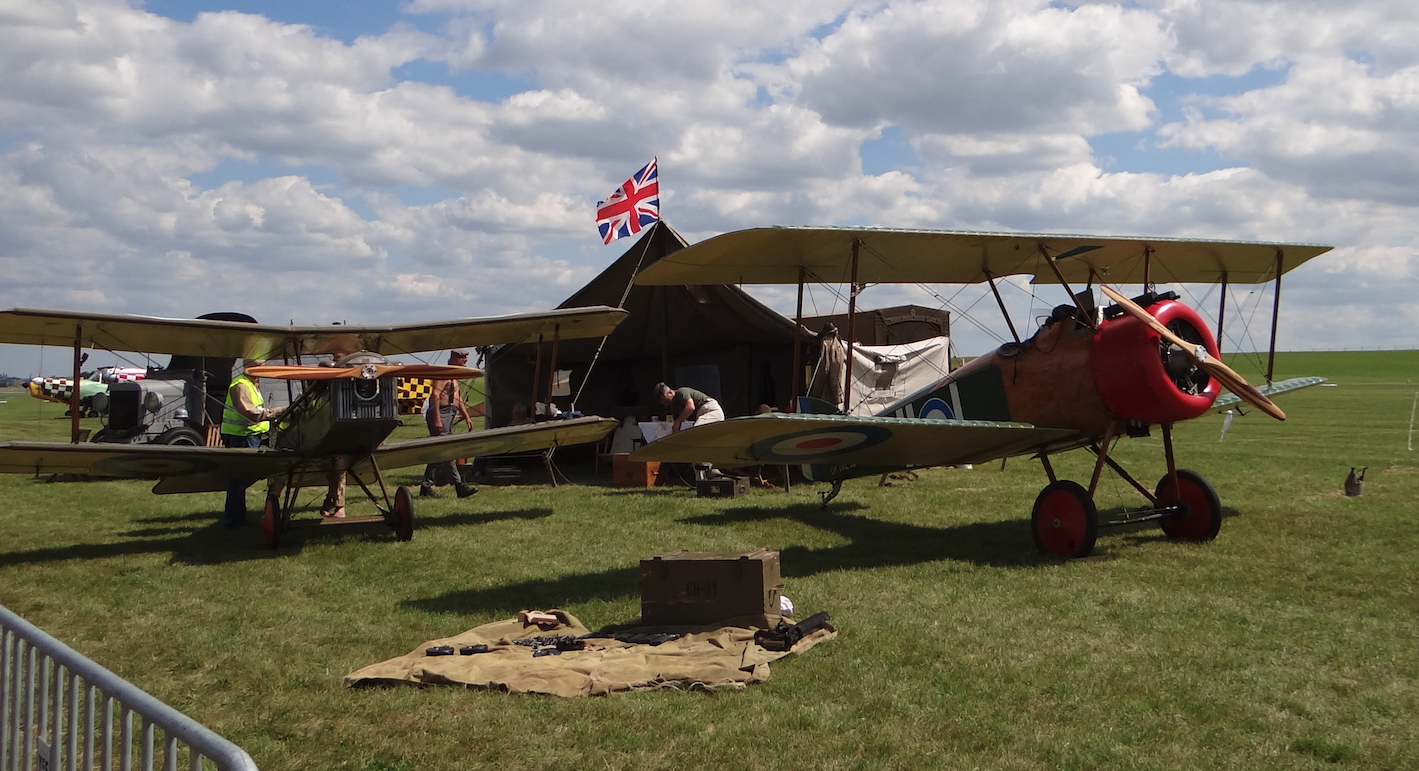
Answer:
[
  {"left": 628, "top": 413, "right": 1079, "bottom": 467},
  {"left": 0, "top": 306, "right": 628, "bottom": 360},
  {"left": 1213, "top": 376, "right": 1328, "bottom": 410},
  {"left": 361, "top": 416, "right": 619, "bottom": 472},
  {"left": 633, "top": 227, "right": 1333, "bottom": 287},
  {"left": 0, "top": 441, "right": 298, "bottom": 481},
  {"left": 245, "top": 364, "right": 483, "bottom": 381}
]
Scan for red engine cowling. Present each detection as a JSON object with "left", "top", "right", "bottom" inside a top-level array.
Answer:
[{"left": 1091, "top": 299, "right": 1221, "bottom": 425}]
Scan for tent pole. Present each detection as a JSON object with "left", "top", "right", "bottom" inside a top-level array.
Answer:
[
  {"left": 1266, "top": 250, "right": 1283, "bottom": 384},
  {"left": 70, "top": 324, "right": 82, "bottom": 444},
  {"left": 1216, "top": 271, "right": 1228, "bottom": 356},
  {"left": 546, "top": 324, "right": 560, "bottom": 417},
  {"left": 791, "top": 266, "right": 805, "bottom": 410},
  {"left": 530, "top": 334, "right": 543, "bottom": 419},
  {"left": 844, "top": 239, "right": 861, "bottom": 414}
]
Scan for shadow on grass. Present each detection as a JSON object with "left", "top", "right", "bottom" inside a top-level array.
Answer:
[
  {"left": 404, "top": 502, "right": 1053, "bottom": 618},
  {"left": 0, "top": 507, "right": 554, "bottom": 568},
  {"left": 405, "top": 566, "right": 642, "bottom": 619}
]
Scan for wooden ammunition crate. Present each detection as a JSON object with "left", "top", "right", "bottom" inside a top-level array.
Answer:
[
  {"left": 612, "top": 452, "right": 660, "bottom": 487},
  {"left": 697, "top": 476, "right": 748, "bottom": 498},
  {"left": 640, "top": 549, "right": 782, "bottom": 626}
]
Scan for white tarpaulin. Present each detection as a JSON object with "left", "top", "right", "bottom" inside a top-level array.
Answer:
[{"left": 829, "top": 337, "right": 952, "bottom": 417}]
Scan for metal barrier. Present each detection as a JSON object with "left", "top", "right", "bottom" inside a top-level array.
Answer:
[{"left": 1, "top": 604, "right": 258, "bottom": 771}]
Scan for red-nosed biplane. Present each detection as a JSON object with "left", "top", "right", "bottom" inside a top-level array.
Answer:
[
  {"left": 629, "top": 227, "right": 1332, "bottom": 558},
  {"left": 0, "top": 306, "right": 628, "bottom": 547}
]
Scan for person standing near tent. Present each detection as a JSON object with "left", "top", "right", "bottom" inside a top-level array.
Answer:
[
  {"left": 655, "top": 382, "right": 727, "bottom": 481},
  {"left": 220, "top": 360, "right": 286, "bottom": 528},
  {"left": 809, "top": 323, "right": 848, "bottom": 409},
  {"left": 657, "top": 382, "right": 724, "bottom": 433},
  {"left": 420, "top": 350, "right": 478, "bottom": 499}
]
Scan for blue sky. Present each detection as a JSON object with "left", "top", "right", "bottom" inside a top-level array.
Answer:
[{"left": 0, "top": 0, "right": 1416, "bottom": 378}]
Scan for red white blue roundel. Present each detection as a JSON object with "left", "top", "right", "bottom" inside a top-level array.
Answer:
[
  {"left": 91, "top": 454, "right": 219, "bottom": 479},
  {"left": 749, "top": 425, "right": 893, "bottom": 462},
  {"left": 919, "top": 398, "right": 954, "bottom": 420}
]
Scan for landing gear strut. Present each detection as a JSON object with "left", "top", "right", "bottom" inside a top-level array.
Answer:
[
  {"left": 1031, "top": 422, "right": 1223, "bottom": 558},
  {"left": 258, "top": 457, "right": 417, "bottom": 549}
]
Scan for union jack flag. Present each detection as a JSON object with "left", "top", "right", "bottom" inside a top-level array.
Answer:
[{"left": 596, "top": 157, "right": 659, "bottom": 244}]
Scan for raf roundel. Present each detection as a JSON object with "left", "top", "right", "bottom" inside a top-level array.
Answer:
[
  {"left": 749, "top": 425, "right": 893, "bottom": 462},
  {"left": 919, "top": 398, "right": 954, "bottom": 420},
  {"left": 91, "top": 454, "right": 219, "bottom": 479}
]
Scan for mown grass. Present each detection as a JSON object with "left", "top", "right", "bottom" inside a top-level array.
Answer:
[{"left": 2, "top": 351, "right": 1417, "bottom": 770}]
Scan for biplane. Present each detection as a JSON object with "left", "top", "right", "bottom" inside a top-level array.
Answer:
[
  {"left": 630, "top": 227, "right": 1332, "bottom": 558},
  {"left": 0, "top": 306, "right": 628, "bottom": 548},
  {"left": 25, "top": 366, "right": 147, "bottom": 416}
]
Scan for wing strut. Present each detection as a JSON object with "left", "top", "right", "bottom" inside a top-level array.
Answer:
[
  {"left": 70, "top": 323, "right": 82, "bottom": 444},
  {"left": 545, "top": 324, "right": 560, "bottom": 417},
  {"left": 1216, "top": 271, "right": 1229, "bottom": 356},
  {"left": 791, "top": 266, "right": 806, "bottom": 407},
  {"left": 1038, "top": 246, "right": 1097, "bottom": 330},
  {"left": 984, "top": 269, "right": 1021, "bottom": 344},
  {"left": 530, "top": 333, "right": 543, "bottom": 419},
  {"left": 844, "top": 239, "right": 861, "bottom": 413},
  {"left": 1266, "top": 250, "right": 1283, "bottom": 384}
]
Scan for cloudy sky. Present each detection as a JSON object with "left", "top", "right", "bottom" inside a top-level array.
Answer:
[{"left": 1, "top": 0, "right": 1416, "bottom": 376}]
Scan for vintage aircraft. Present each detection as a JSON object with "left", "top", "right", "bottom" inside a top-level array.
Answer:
[
  {"left": 630, "top": 226, "right": 1332, "bottom": 558},
  {"left": 0, "top": 305, "right": 628, "bottom": 548},
  {"left": 25, "top": 366, "right": 147, "bottom": 416}
]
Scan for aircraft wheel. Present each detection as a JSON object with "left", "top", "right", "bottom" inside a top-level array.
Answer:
[
  {"left": 1155, "top": 469, "right": 1222, "bottom": 542},
  {"left": 260, "top": 495, "right": 281, "bottom": 550},
  {"left": 1031, "top": 480, "right": 1098, "bottom": 558},
  {"left": 157, "top": 427, "right": 203, "bottom": 446},
  {"left": 392, "top": 486, "right": 415, "bottom": 542}
]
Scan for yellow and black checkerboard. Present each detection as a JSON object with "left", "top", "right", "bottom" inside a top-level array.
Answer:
[{"left": 397, "top": 378, "right": 434, "bottom": 415}]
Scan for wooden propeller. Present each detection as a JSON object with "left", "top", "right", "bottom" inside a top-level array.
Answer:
[{"left": 1100, "top": 285, "right": 1285, "bottom": 421}]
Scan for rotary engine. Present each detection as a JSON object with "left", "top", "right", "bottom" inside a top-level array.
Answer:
[{"left": 1091, "top": 295, "right": 1221, "bottom": 425}]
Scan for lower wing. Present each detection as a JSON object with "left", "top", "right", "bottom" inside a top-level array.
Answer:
[
  {"left": 1213, "top": 376, "right": 1327, "bottom": 410},
  {"left": 0, "top": 417, "right": 615, "bottom": 494},
  {"left": 0, "top": 442, "right": 299, "bottom": 484},
  {"left": 628, "top": 413, "right": 1079, "bottom": 468},
  {"left": 362, "top": 416, "right": 618, "bottom": 472}
]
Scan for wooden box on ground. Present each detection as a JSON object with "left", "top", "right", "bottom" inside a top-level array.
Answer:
[
  {"left": 640, "top": 549, "right": 783, "bottom": 626},
  {"left": 613, "top": 452, "right": 660, "bottom": 488},
  {"left": 697, "top": 476, "right": 748, "bottom": 498}
]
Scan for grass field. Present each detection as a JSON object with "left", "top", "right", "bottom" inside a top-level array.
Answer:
[{"left": 2, "top": 351, "right": 1417, "bottom": 770}]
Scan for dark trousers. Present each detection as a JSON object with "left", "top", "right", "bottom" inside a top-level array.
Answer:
[
  {"left": 221, "top": 433, "right": 261, "bottom": 525},
  {"left": 422, "top": 408, "right": 464, "bottom": 489}
]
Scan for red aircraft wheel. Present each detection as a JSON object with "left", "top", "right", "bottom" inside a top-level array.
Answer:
[
  {"left": 1031, "top": 480, "right": 1098, "bottom": 559},
  {"left": 392, "top": 486, "right": 415, "bottom": 542},
  {"left": 1155, "top": 469, "right": 1222, "bottom": 542},
  {"left": 260, "top": 494, "right": 281, "bottom": 550}
]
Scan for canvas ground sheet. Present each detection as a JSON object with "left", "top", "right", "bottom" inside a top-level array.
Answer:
[{"left": 344, "top": 610, "right": 835, "bottom": 697}]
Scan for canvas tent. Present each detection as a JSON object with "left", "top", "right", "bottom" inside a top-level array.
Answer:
[
  {"left": 837, "top": 338, "right": 954, "bottom": 417},
  {"left": 801, "top": 305, "right": 950, "bottom": 347},
  {"left": 483, "top": 222, "right": 803, "bottom": 428}
]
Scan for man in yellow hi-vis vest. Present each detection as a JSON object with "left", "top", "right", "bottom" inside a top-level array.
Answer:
[{"left": 220, "top": 360, "right": 286, "bottom": 528}]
